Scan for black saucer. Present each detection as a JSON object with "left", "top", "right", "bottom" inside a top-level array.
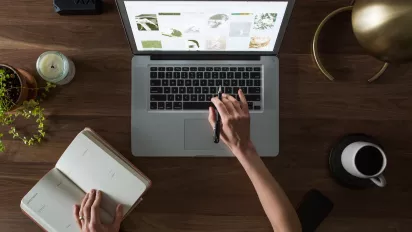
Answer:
[{"left": 329, "top": 134, "right": 382, "bottom": 189}]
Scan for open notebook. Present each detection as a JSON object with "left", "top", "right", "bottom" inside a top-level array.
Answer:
[{"left": 20, "top": 128, "right": 151, "bottom": 232}]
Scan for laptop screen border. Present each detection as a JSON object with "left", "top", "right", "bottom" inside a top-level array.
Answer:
[{"left": 116, "top": 0, "right": 295, "bottom": 55}]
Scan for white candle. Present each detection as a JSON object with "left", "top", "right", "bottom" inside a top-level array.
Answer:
[{"left": 36, "top": 51, "right": 75, "bottom": 85}]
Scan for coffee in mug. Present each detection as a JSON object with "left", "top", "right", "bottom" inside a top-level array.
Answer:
[{"left": 341, "top": 142, "right": 387, "bottom": 187}]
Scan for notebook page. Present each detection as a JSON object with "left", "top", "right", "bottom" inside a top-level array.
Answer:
[
  {"left": 20, "top": 168, "right": 112, "bottom": 232},
  {"left": 81, "top": 128, "right": 150, "bottom": 185},
  {"left": 56, "top": 132, "right": 148, "bottom": 217}
]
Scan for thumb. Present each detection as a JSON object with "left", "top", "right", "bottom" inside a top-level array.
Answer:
[
  {"left": 113, "top": 204, "right": 123, "bottom": 229},
  {"left": 208, "top": 107, "right": 216, "bottom": 129},
  {"left": 209, "top": 107, "right": 229, "bottom": 144}
]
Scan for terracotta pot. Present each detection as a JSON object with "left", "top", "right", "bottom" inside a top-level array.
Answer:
[
  {"left": 0, "top": 64, "right": 37, "bottom": 111},
  {"left": 16, "top": 68, "right": 38, "bottom": 101}
]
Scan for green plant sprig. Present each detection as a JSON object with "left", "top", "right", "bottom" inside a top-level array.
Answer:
[
  {"left": 7, "top": 100, "right": 46, "bottom": 146},
  {"left": 0, "top": 69, "right": 56, "bottom": 152}
]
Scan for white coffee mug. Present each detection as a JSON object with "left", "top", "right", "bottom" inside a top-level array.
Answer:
[{"left": 341, "top": 141, "right": 387, "bottom": 187}]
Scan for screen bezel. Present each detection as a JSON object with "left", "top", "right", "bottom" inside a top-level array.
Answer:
[{"left": 115, "top": 0, "right": 295, "bottom": 55}]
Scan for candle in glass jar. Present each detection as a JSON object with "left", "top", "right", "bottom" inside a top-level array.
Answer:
[{"left": 36, "top": 51, "right": 75, "bottom": 85}]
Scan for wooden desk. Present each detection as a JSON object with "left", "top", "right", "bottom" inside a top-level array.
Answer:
[{"left": 1, "top": 0, "right": 412, "bottom": 231}]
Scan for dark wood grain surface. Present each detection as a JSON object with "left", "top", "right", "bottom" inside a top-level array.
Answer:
[{"left": 1, "top": 0, "right": 412, "bottom": 231}]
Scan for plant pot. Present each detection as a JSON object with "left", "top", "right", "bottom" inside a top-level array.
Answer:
[
  {"left": 0, "top": 64, "right": 37, "bottom": 111},
  {"left": 16, "top": 68, "right": 38, "bottom": 101}
]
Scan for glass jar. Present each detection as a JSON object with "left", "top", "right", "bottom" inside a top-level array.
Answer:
[{"left": 36, "top": 51, "right": 76, "bottom": 85}]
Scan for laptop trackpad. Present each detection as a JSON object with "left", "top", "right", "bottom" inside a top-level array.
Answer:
[{"left": 184, "top": 119, "right": 224, "bottom": 150}]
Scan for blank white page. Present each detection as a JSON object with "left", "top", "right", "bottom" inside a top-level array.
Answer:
[{"left": 56, "top": 132, "right": 149, "bottom": 217}]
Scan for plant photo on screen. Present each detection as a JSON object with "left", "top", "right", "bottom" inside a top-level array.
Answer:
[
  {"left": 185, "top": 25, "right": 200, "bottom": 33},
  {"left": 188, "top": 40, "right": 200, "bottom": 50},
  {"left": 229, "top": 22, "right": 252, "bottom": 37},
  {"left": 249, "top": 36, "right": 271, "bottom": 48},
  {"left": 253, "top": 13, "right": 277, "bottom": 30},
  {"left": 161, "top": 28, "right": 183, "bottom": 37},
  {"left": 141, "top": 40, "right": 162, "bottom": 48},
  {"left": 206, "top": 37, "right": 226, "bottom": 50},
  {"left": 136, "top": 14, "right": 159, "bottom": 31},
  {"left": 208, "top": 14, "right": 229, "bottom": 28}
]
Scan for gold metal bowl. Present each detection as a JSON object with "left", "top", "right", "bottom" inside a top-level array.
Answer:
[{"left": 312, "top": 6, "right": 389, "bottom": 83}]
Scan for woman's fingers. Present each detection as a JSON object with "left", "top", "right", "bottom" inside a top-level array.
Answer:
[
  {"left": 208, "top": 107, "right": 216, "bottom": 128},
  {"left": 223, "top": 93, "right": 242, "bottom": 114},
  {"left": 73, "top": 205, "right": 82, "bottom": 228},
  {"left": 208, "top": 107, "right": 229, "bottom": 143},
  {"left": 238, "top": 89, "right": 248, "bottom": 113},
  {"left": 221, "top": 97, "right": 237, "bottom": 115},
  {"left": 90, "top": 190, "right": 102, "bottom": 224},
  {"left": 79, "top": 193, "right": 89, "bottom": 219},
  {"left": 83, "top": 190, "right": 96, "bottom": 222},
  {"left": 113, "top": 204, "right": 124, "bottom": 229},
  {"left": 211, "top": 97, "right": 229, "bottom": 119}
]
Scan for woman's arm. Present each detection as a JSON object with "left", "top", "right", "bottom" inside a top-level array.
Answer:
[
  {"left": 235, "top": 145, "right": 301, "bottom": 232},
  {"left": 209, "top": 90, "right": 301, "bottom": 232}
]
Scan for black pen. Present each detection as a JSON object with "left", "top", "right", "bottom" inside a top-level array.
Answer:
[{"left": 213, "top": 86, "right": 223, "bottom": 143}]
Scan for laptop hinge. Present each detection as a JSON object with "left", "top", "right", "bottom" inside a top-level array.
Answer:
[{"left": 150, "top": 54, "right": 261, "bottom": 61}]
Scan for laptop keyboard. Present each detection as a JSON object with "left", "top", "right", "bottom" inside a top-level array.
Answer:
[{"left": 149, "top": 66, "right": 262, "bottom": 111}]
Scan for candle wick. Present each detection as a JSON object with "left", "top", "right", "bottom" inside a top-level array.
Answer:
[{"left": 51, "top": 65, "right": 55, "bottom": 69}]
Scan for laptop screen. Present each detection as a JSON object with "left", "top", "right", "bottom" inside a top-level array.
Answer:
[{"left": 123, "top": 1, "right": 289, "bottom": 52}]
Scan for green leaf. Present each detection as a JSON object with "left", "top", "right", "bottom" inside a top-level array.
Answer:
[{"left": 0, "top": 141, "right": 5, "bottom": 152}]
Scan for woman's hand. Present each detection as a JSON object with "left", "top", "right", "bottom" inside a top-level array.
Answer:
[
  {"left": 209, "top": 89, "right": 255, "bottom": 156},
  {"left": 73, "top": 189, "right": 123, "bottom": 232}
]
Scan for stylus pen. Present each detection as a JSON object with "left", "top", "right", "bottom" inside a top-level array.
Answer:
[{"left": 213, "top": 86, "right": 223, "bottom": 143}]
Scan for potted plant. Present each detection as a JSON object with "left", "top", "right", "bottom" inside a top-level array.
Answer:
[{"left": 0, "top": 64, "right": 55, "bottom": 152}]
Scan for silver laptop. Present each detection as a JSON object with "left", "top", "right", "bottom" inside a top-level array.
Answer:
[{"left": 116, "top": 0, "right": 295, "bottom": 157}]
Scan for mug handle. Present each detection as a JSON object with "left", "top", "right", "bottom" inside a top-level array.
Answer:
[{"left": 371, "top": 175, "right": 386, "bottom": 187}]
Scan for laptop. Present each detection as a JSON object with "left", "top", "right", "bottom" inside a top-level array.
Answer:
[{"left": 116, "top": 0, "right": 295, "bottom": 157}]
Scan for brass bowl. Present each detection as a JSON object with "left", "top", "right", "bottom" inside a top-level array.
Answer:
[
  {"left": 312, "top": 6, "right": 389, "bottom": 82},
  {"left": 352, "top": 0, "right": 412, "bottom": 63},
  {"left": 313, "top": 0, "right": 412, "bottom": 82}
]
